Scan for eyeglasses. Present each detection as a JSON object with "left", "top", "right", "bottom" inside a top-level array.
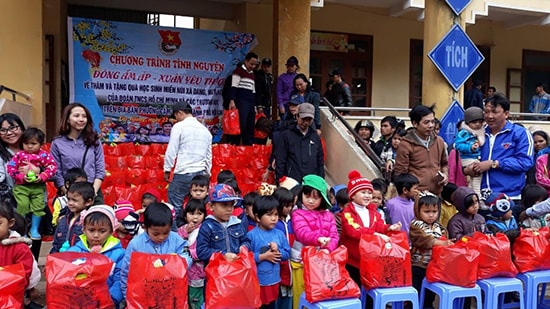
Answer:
[{"left": 0, "top": 126, "right": 19, "bottom": 135}]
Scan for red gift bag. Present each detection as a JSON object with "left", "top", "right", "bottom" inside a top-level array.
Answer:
[
  {"left": 426, "top": 238, "right": 480, "bottom": 287},
  {"left": 126, "top": 252, "right": 188, "bottom": 309},
  {"left": 359, "top": 231, "right": 412, "bottom": 289},
  {"left": 513, "top": 227, "right": 550, "bottom": 273},
  {"left": 472, "top": 232, "right": 518, "bottom": 279},
  {"left": 46, "top": 252, "right": 114, "bottom": 309},
  {"left": 222, "top": 109, "right": 240, "bottom": 135},
  {"left": 205, "top": 247, "right": 261, "bottom": 309},
  {"left": 303, "top": 246, "right": 361, "bottom": 303},
  {"left": 0, "top": 263, "right": 26, "bottom": 309}
]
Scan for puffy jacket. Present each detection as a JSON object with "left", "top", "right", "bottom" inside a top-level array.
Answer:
[
  {"left": 447, "top": 187, "right": 486, "bottom": 239},
  {"left": 196, "top": 215, "right": 251, "bottom": 263},
  {"left": 51, "top": 211, "right": 83, "bottom": 253},
  {"left": 292, "top": 208, "right": 339, "bottom": 255},
  {"left": 480, "top": 121, "right": 533, "bottom": 199},
  {"left": 68, "top": 235, "right": 125, "bottom": 304},
  {"left": 0, "top": 231, "right": 34, "bottom": 287},
  {"left": 535, "top": 154, "right": 550, "bottom": 196}
]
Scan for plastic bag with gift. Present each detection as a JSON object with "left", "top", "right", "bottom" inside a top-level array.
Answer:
[
  {"left": 0, "top": 263, "right": 26, "bottom": 309},
  {"left": 472, "top": 232, "right": 518, "bottom": 279},
  {"left": 426, "top": 238, "right": 480, "bottom": 287},
  {"left": 222, "top": 109, "right": 240, "bottom": 135},
  {"left": 513, "top": 227, "right": 550, "bottom": 273}
]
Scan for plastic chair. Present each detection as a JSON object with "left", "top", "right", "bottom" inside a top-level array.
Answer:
[
  {"left": 298, "top": 292, "right": 362, "bottom": 309},
  {"left": 477, "top": 277, "right": 525, "bottom": 309},
  {"left": 419, "top": 278, "right": 482, "bottom": 309},
  {"left": 361, "top": 286, "right": 419, "bottom": 309},
  {"left": 517, "top": 269, "right": 550, "bottom": 309}
]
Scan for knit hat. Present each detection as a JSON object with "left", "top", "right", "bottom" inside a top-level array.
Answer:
[
  {"left": 347, "top": 170, "right": 373, "bottom": 198},
  {"left": 484, "top": 192, "right": 512, "bottom": 217},
  {"left": 83, "top": 205, "right": 118, "bottom": 231},
  {"left": 279, "top": 176, "right": 299, "bottom": 190},
  {"left": 114, "top": 200, "right": 135, "bottom": 221},
  {"left": 464, "top": 107, "right": 484, "bottom": 124},
  {"left": 258, "top": 183, "right": 277, "bottom": 196},
  {"left": 143, "top": 188, "right": 162, "bottom": 202},
  {"left": 208, "top": 184, "right": 242, "bottom": 203},
  {"left": 302, "top": 174, "right": 331, "bottom": 209}
]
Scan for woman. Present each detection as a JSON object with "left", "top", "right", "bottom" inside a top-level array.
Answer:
[
  {"left": 0, "top": 113, "right": 27, "bottom": 188},
  {"left": 276, "top": 56, "right": 299, "bottom": 116},
  {"left": 50, "top": 103, "right": 105, "bottom": 203},
  {"left": 528, "top": 130, "right": 549, "bottom": 184},
  {"left": 290, "top": 73, "right": 321, "bottom": 135}
]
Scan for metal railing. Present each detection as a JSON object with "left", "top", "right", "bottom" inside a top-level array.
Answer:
[{"left": 0, "top": 85, "right": 30, "bottom": 101}]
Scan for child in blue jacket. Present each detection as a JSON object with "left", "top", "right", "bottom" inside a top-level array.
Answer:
[{"left": 67, "top": 205, "right": 125, "bottom": 306}]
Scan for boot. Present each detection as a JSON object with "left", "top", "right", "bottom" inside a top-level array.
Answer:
[{"left": 29, "top": 215, "right": 41, "bottom": 240}]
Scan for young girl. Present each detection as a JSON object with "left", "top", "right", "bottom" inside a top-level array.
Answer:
[
  {"left": 67, "top": 205, "right": 125, "bottom": 306},
  {"left": 290, "top": 174, "right": 338, "bottom": 309},
  {"left": 7, "top": 127, "right": 57, "bottom": 240},
  {"left": 409, "top": 191, "right": 453, "bottom": 308},
  {"left": 177, "top": 199, "right": 207, "bottom": 309},
  {"left": 447, "top": 186, "right": 486, "bottom": 239},
  {"left": 248, "top": 195, "right": 291, "bottom": 309},
  {"left": 273, "top": 187, "right": 295, "bottom": 309}
]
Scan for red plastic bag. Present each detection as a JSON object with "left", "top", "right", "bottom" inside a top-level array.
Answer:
[
  {"left": 0, "top": 263, "right": 26, "bottom": 309},
  {"left": 426, "top": 238, "right": 480, "bottom": 287},
  {"left": 359, "top": 231, "right": 412, "bottom": 289},
  {"left": 472, "top": 232, "right": 518, "bottom": 279},
  {"left": 126, "top": 252, "right": 188, "bottom": 309},
  {"left": 303, "top": 245, "right": 360, "bottom": 303},
  {"left": 205, "top": 247, "right": 261, "bottom": 309},
  {"left": 513, "top": 227, "right": 550, "bottom": 273},
  {"left": 253, "top": 113, "right": 268, "bottom": 139},
  {"left": 222, "top": 109, "right": 240, "bottom": 135},
  {"left": 46, "top": 252, "right": 114, "bottom": 309}
]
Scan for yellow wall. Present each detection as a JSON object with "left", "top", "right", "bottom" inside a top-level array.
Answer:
[{"left": 0, "top": 0, "right": 43, "bottom": 127}]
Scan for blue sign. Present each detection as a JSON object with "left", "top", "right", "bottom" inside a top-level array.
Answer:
[
  {"left": 439, "top": 100, "right": 465, "bottom": 147},
  {"left": 445, "top": 0, "right": 472, "bottom": 15},
  {"left": 428, "top": 24, "right": 484, "bottom": 92}
]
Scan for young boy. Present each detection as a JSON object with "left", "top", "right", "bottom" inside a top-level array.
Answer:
[
  {"left": 448, "top": 186, "right": 486, "bottom": 239},
  {"left": 484, "top": 192, "right": 519, "bottom": 234},
  {"left": 196, "top": 184, "right": 251, "bottom": 263},
  {"left": 176, "top": 174, "right": 209, "bottom": 227},
  {"left": 385, "top": 173, "right": 419, "bottom": 234},
  {"left": 332, "top": 188, "right": 349, "bottom": 236},
  {"left": 50, "top": 182, "right": 95, "bottom": 253},
  {"left": 372, "top": 178, "right": 390, "bottom": 224},
  {"left": 243, "top": 192, "right": 259, "bottom": 231},
  {"left": 120, "top": 202, "right": 193, "bottom": 298},
  {"left": 51, "top": 167, "right": 88, "bottom": 226}
]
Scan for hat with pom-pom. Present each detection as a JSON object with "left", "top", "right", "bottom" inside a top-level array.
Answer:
[
  {"left": 114, "top": 200, "right": 135, "bottom": 221},
  {"left": 347, "top": 170, "right": 373, "bottom": 198},
  {"left": 484, "top": 192, "right": 512, "bottom": 217}
]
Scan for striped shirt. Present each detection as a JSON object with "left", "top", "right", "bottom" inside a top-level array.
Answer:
[{"left": 231, "top": 64, "right": 255, "bottom": 94}]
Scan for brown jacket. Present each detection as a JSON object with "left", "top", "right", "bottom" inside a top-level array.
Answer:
[{"left": 394, "top": 130, "right": 448, "bottom": 195}]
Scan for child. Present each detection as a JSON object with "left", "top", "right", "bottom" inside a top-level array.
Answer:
[
  {"left": 447, "top": 186, "right": 486, "bottom": 239},
  {"left": 196, "top": 184, "right": 251, "bottom": 263},
  {"left": 455, "top": 107, "right": 485, "bottom": 201},
  {"left": 177, "top": 199, "right": 207, "bottom": 309},
  {"left": 51, "top": 167, "right": 87, "bottom": 226},
  {"left": 120, "top": 202, "right": 193, "bottom": 298},
  {"left": 385, "top": 173, "right": 419, "bottom": 234},
  {"left": 372, "top": 178, "right": 390, "bottom": 223},
  {"left": 134, "top": 188, "right": 162, "bottom": 220},
  {"left": 51, "top": 182, "right": 95, "bottom": 253},
  {"left": 290, "top": 174, "right": 338, "bottom": 309},
  {"left": 340, "top": 170, "right": 402, "bottom": 286},
  {"left": 484, "top": 192, "right": 519, "bottom": 234},
  {"left": 176, "top": 174, "right": 209, "bottom": 227},
  {"left": 440, "top": 183, "right": 459, "bottom": 228},
  {"left": 332, "top": 188, "right": 349, "bottom": 236},
  {"left": 273, "top": 187, "right": 295, "bottom": 309},
  {"left": 329, "top": 184, "right": 346, "bottom": 213},
  {"left": 113, "top": 200, "right": 136, "bottom": 248},
  {"left": 409, "top": 191, "right": 453, "bottom": 308},
  {"left": 381, "top": 128, "right": 406, "bottom": 174},
  {"left": 244, "top": 192, "right": 260, "bottom": 231},
  {"left": 67, "top": 205, "right": 125, "bottom": 305},
  {"left": 519, "top": 184, "right": 549, "bottom": 228},
  {"left": 248, "top": 195, "right": 291, "bottom": 309},
  {"left": 7, "top": 127, "right": 58, "bottom": 239}
]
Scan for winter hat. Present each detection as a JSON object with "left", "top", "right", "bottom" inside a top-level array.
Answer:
[
  {"left": 464, "top": 107, "right": 484, "bottom": 124},
  {"left": 279, "top": 176, "right": 299, "bottom": 190},
  {"left": 114, "top": 200, "right": 135, "bottom": 221},
  {"left": 258, "top": 183, "right": 277, "bottom": 196},
  {"left": 83, "top": 205, "right": 118, "bottom": 231},
  {"left": 484, "top": 192, "right": 512, "bottom": 217},
  {"left": 208, "top": 184, "right": 243, "bottom": 203},
  {"left": 347, "top": 170, "right": 373, "bottom": 198},
  {"left": 143, "top": 188, "right": 162, "bottom": 202},
  {"left": 302, "top": 174, "right": 332, "bottom": 209},
  {"left": 285, "top": 56, "right": 299, "bottom": 67}
]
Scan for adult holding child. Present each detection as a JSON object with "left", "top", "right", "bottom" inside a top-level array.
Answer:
[
  {"left": 290, "top": 73, "right": 322, "bottom": 135},
  {"left": 51, "top": 103, "right": 106, "bottom": 204}
]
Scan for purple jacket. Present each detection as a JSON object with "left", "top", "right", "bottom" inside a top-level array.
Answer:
[
  {"left": 276, "top": 72, "right": 297, "bottom": 109},
  {"left": 292, "top": 208, "right": 339, "bottom": 252}
]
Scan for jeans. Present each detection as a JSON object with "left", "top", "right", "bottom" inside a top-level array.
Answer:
[{"left": 168, "top": 171, "right": 205, "bottom": 230}]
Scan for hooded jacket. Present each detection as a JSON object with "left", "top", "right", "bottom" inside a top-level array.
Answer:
[
  {"left": 0, "top": 230, "right": 34, "bottom": 287},
  {"left": 446, "top": 187, "right": 486, "bottom": 239},
  {"left": 394, "top": 129, "right": 448, "bottom": 195},
  {"left": 409, "top": 198, "right": 448, "bottom": 269},
  {"left": 455, "top": 122, "right": 485, "bottom": 160}
]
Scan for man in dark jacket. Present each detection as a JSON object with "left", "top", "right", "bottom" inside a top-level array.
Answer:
[
  {"left": 464, "top": 79, "right": 484, "bottom": 109},
  {"left": 254, "top": 58, "right": 273, "bottom": 117},
  {"left": 274, "top": 103, "right": 325, "bottom": 183},
  {"left": 327, "top": 69, "right": 352, "bottom": 109}
]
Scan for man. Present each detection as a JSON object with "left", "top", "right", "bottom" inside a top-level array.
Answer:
[
  {"left": 394, "top": 105, "right": 448, "bottom": 195},
  {"left": 327, "top": 69, "right": 352, "bottom": 110},
  {"left": 471, "top": 94, "right": 533, "bottom": 205},
  {"left": 229, "top": 52, "right": 259, "bottom": 145},
  {"left": 464, "top": 79, "right": 484, "bottom": 109},
  {"left": 372, "top": 116, "right": 398, "bottom": 156},
  {"left": 529, "top": 83, "right": 550, "bottom": 116},
  {"left": 274, "top": 102, "right": 324, "bottom": 183},
  {"left": 164, "top": 101, "right": 212, "bottom": 228},
  {"left": 255, "top": 58, "right": 273, "bottom": 117}
]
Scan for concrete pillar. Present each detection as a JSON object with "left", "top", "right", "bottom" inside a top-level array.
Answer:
[
  {"left": 0, "top": 0, "right": 44, "bottom": 127},
  {"left": 422, "top": 0, "right": 466, "bottom": 118}
]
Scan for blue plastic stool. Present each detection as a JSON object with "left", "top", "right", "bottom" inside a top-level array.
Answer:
[
  {"left": 362, "top": 286, "right": 419, "bottom": 309},
  {"left": 517, "top": 269, "right": 550, "bottom": 309},
  {"left": 477, "top": 277, "right": 525, "bottom": 309},
  {"left": 419, "top": 278, "right": 482, "bottom": 309},
  {"left": 298, "top": 292, "right": 362, "bottom": 308}
]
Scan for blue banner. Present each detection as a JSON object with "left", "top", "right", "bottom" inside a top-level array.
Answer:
[
  {"left": 68, "top": 17, "right": 256, "bottom": 143},
  {"left": 439, "top": 100, "right": 465, "bottom": 147}
]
